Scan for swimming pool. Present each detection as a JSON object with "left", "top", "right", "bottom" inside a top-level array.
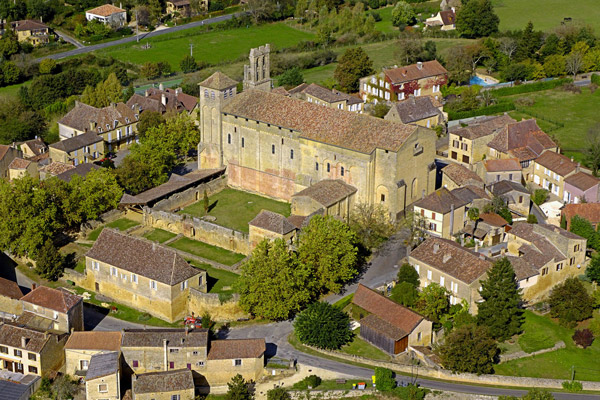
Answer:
[{"left": 470, "top": 75, "right": 495, "bottom": 86}]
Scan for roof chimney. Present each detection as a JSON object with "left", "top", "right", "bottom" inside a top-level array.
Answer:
[
  {"left": 433, "top": 243, "right": 440, "bottom": 254},
  {"left": 159, "top": 83, "right": 164, "bottom": 91},
  {"left": 31, "top": 283, "right": 36, "bottom": 290},
  {"left": 417, "top": 62, "right": 423, "bottom": 70},
  {"left": 161, "top": 94, "right": 167, "bottom": 106},
  {"left": 442, "top": 253, "right": 451, "bottom": 263},
  {"left": 175, "top": 88, "right": 181, "bottom": 97},
  {"left": 21, "top": 337, "right": 29, "bottom": 348}
]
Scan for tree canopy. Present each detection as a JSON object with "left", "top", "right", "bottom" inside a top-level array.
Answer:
[
  {"left": 294, "top": 301, "right": 354, "bottom": 350},
  {"left": 438, "top": 324, "right": 499, "bottom": 374},
  {"left": 415, "top": 283, "right": 450, "bottom": 323},
  {"left": 548, "top": 277, "right": 594, "bottom": 327},
  {"left": 334, "top": 47, "right": 374, "bottom": 93},
  {"left": 456, "top": 0, "right": 499, "bottom": 38}
]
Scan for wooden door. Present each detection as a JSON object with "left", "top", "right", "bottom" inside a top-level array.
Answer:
[{"left": 394, "top": 336, "right": 408, "bottom": 354}]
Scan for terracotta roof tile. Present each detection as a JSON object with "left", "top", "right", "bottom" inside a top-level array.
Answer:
[
  {"left": 56, "top": 163, "right": 101, "bottom": 183},
  {"left": 199, "top": 72, "right": 238, "bottom": 91},
  {"left": 59, "top": 102, "right": 137, "bottom": 134},
  {"left": 383, "top": 60, "right": 447, "bottom": 85},
  {"left": 11, "top": 19, "right": 48, "bottom": 31},
  {"left": 122, "top": 329, "right": 208, "bottom": 348},
  {"left": 479, "top": 212, "right": 507, "bottom": 227},
  {"left": 442, "top": 163, "right": 483, "bottom": 187},
  {"left": 389, "top": 96, "right": 441, "bottom": 124},
  {"left": 413, "top": 187, "right": 469, "bottom": 214},
  {"left": 39, "top": 161, "right": 75, "bottom": 176},
  {"left": 450, "top": 115, "right": 515, "bottom": 140},
  {"left": 20, "top": 286, "right": 82, "bottom": 313},
  {"left": 0, "top": 324, "right": 54, "bottom": 353},
  {"left": 222, "top": 90, "right": 418, "bottom": 154},
  {"left": 249, "top": 210, "right": 296, "bottom": 235},
  {"left": 133, "top": 369, "right": 194, "bottom": 394},
  {"left": 65, "top": 332, "right": 122, "bottom": 351},
  {"left": 564, "top": 171, "right": 599, "bottom": 191},
  {"left": 207, "top": 338, "right": 266, "bottom": 360},
  {"left": 352, "top": 284, "right": 425, "bottom": 338},
  {"left": 86, "top": 229, "right": 202, "bottom": 286},
  {"left": 8, "top": 158, "right": 31, "bottom": 170},
  {"left": 488, "top": 120, "right": 556, "bottom": 161},
  {"left": 483, "top": 158, "right": 521, "bottom": 172},
  {"left": 410, "top": 237, "right": 491, "bottom": 284},
  {"left": 562, "top": 203, "right": 600, "bottom": 224},
  {"left": 292, "top": 179, "right": 357, "bottom": 207},
  {"left": 535, "top": 151, "right": 577, "bottom": 177},
  {"left": 87, "top": 4, "right": 125, "bottom": 16},
  {"left": 0, "top": 277, "right": 23, "bottom": 300}
]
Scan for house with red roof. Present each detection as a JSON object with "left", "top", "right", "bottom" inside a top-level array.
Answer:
[
  {"left": 425, "top": 8, "right": 456, "bottom": 31},
  {"left": 85, "top": 4, "right": 126, "bottom": 27},
  {"left": 562, "top": 203, "right": 600, "bottom": 230},
  {"left": 19, "top": 286, "right": 83, "bottom": 334}
]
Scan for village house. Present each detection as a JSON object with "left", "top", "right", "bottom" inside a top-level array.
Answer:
[
  {"left": 121, "top": 329, "right": 266, "bottom": 386},
  {"left": 18, "top": 138, "right": 47, "bottom": 159},
  {"left": 0, "top": 144, "right": 22, "bottom": 180},
  {"left": 530, "top": 151, "right": 578, "bottom": 199},
  {"left": 359, "top": 60, "right": 447, "bottom": 103},
  {"left": 127, "top": 85, "right": 199, "bottom": 117},
  {"left": 447, "top": 114, "right": 515, "bottom": 166},
  {"left": 488, "top": 180, "right": 530, "bottom": 216},
  {"left": 8, "top": 158, "right": 38, "bottom": 181},
  {"left": 248, "top": 210, "right": 297, "bottom": 248},
  {"left": 288, "top": 83, "right": 364, "bottom": 113},
  {"left": 462, "top": 212, "right": 508, "bottom": 247},
  {"left": 56, "top": 163, "right": 102, "bottom": 183},
  {"left": 425, "top": 8, "right": 456, "bottom": 30},
  {"left": 38, "top": 161, "right": 75, "bottom": 180},
  {"left": 0, "top": 372, "right": 40, "bottom": 400},
  {"left": 58, "top": 101, "right": 139, "bottom": 152},
  {"left": 49, "top": 132, "right": 105, "bottom": 166},
  {"left": 562, "top": 203, "right": 600, "bottom": 230},
  {"left": 450, "top": 185, "right": 490, "bottom": 211},
  {"left": 0, "top": 323, "right": 67, "bottom": 376},
  {"left": 563, "top": 171, "right": 600, "bottom": 204},
  {"left": 441, "top": 163, "right": 484, "bottom": 190},
  {"left": 85, "top": 4, "right": 127, "bottom": 27},
  {"left": 290, "top": 179, "right": 357, "bottom": 222},
  {"left": 384, "top": 96, "right": 445, "bottom": 128},
  {"left": 505, "top": 222, "right": 587, "bottom": 300},
  {"left": 85, "top": 351, "right": 121, "bottom": 400},
  {"left": 412, "top": 187, "right": 468, "bottom": 239},
  {"left": 351, "top": 284, "right": 432, "bottom": 354},
  {"left": 165, "top": 0, "right": 192, "bottom": 16},
  {"left": 0, "top": 20, "right": 51, "bottom": 45},
  {"left": 18, "top": 286, "right": 84, "bottom": 334},
  {"left": 64, "top": 331, "right": 122, "bottom": 376},
  {"left": 0, "top": 278, "right": 23, "bottom": 317},
  {"left": 478, "top": 158, "right": 522, "bottom": 185},
  {"left": 132, "top": 369, "right": 194, "bottom": 400},
  {"left": 85, "top": 229, "right": 207, "bottom": 323}
]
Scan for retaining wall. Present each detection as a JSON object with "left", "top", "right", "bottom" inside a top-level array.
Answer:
[
  {"left": 153, "top": 175, "right": 227, "bottom": 212},
  {"left": 188, "top": 288, "right": 249, "bottom": 322}
]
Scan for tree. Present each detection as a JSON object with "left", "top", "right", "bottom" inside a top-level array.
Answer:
[
  {"left": 548, "top": 277, "right": 594, "bottom": 327},
  {"left": 140, "top": 62, "right": 161, "bottom": 80},
  {"left": 569, "top": 215, "right": 598, "bottom": 250},
  {"left": 136, "top": 111, "right": 166, "bottom": 139},
  {"left": 68, "top": 169, "right": 123, "bottom": 223},
  {"left": 35, "top": 239, "right": 64, "bottom": 281},
  {"left": 477, "top": 257, "right": 524, "bottom": 340},
  {"left": 374, "top": 367, "right": 396, "bottom": 391},
  {"left": 572, "top": 329, "right": 594, "bottom": 348},
  {"left": 467, "top": 207, "right": 479, "bottom": 224},
  {"left": 115, "top": 156, "right": 157, "bottom": 195},
  {"left": 586, "top": 123, "right": 600, "bottom": 176},
  {"left": 586, "top": 254, "right": 600, "bottom": 284},
  {"left": 532, "top": 189, "right": 548, "bottom": 206},
  {"left": 516, "top": 22, "right": 542, "bottom": 61},
  {"left": 267, "top": 388, "right": 290, "bottom": 400},
  {"left": 415, "top": 283, "right": 449, "bottom": 323},
  {"left": 391, "top": 1, "right": 415, "bottom": 28},
  {"left": 334, "top": 47, "right": 374, "bottom": 93},
  {"left": 237, "top": 239, "right": 312, "bottom": 320},
  {"left": 400, "top": 211, "right": 428, "bottom": 251},
  {"left": 277, "top": 67, "right": 304, "bottom": 89},
  {"left": 543, "top": 54, "right": 566, "bottom": 77},
  {"left": 397, "top": 263, "right": 420, "bottom": 286},
  {"left": 180, "top": 55, "right": 198, "bottom": 73},
  {"left": 498, "top": 37, "right": 517, "bottom": 61},
  {"left": 39, "top": 58, "right": 57, "bottom": 75},
  {"left": 80, "top": 73, "right": 123, "bottom": 108},
  {"left": 445, "top": 46, "right": 473, "bottom": 84},
  {"left": 390, "top": 281, "right": 418, "bottom": 307},
  {"left": 294, "top": 301, "right": 354, "bottom": 349},
  {"left": 349, "top": 202, "right": 396, "bottom": 249},
  {"left": 51, "top": 375, "right": 78, "bottom": 400},
  {"left": 456, "top": 0, "right": 499, "bottom": 38},
  {"left": 483, "top": 195, "right": 512, "bottom": 224},
  {"left": 226, "top": 374, "right": 252, "bottom": 400},
  {"left": 566, "top": 50, "right": 584, "bottom": 79},
  {"left": 527, "top": 214, "right": 538, "bottom": 224},
  {"left": 2, "top": 61, "right": 21, "bottom": 85},
  {"left": 438, "top": 324, "right": 499, "bottom": 374},
  {"left": 297, "top": 215, "right": 359, "bottom": 294},
  {"left": 247, "top": 0, "right": 276, "bottom": 22},
  {"left": 522, "top": 389, "right": 555, "bottom": 400},
  {"left": 370, "top": 103, "right": 390, "bottom": 118}
]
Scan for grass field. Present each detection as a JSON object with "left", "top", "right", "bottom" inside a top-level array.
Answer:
[
  {"left": 340, "top": 329, "right": 391, "bottom": 361},
  {"left": 98, "top": 23, "right": 315, "bottom": 70},
  {"left": 87, "top": 218, "right": 140, "bottom": 241},
  {"left": 179, "top": 188, "right": 291, "bottom": 233},
  {"left": 189, "top": 260, "right": 239, "bottom": 294},
  {"left": 495, "top": 311, "right": 600, "bottom": 381},
  {"left": 168, "top": 237, "right": 246, "bottom": 266},
  {"left": 143, "top": 228, "right": 177, "bottom": 243},
  {"left": 374, "top": 6, "right": 395, "bottom": 33},
  {"left": 0, "top": 81, "right": 29, "bottom": 99},
  {"left": 493, "top": 0, "right": 600, "bottom": 32}
]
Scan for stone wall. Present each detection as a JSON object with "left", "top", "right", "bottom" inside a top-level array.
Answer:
[
  {"left": 143, "top": 207, "right": 251, "bottom": 255},
  {"left": 288, "top": 389, "right": 375, "bottom": 399},
  {"left": 153, "top": 175, "right": 227, "bottom": 212},
  {"left": 499, "top": 341, "right": 565, "bottom": 363},
  {"left": 188, "top": 288, "right": 249, "bottom": 322}
]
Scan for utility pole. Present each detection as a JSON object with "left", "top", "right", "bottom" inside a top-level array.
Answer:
[
  {"left": 136, "top": 9, "right": 139, "bottom": 43},
  {"left": 571, "top": 365, "right": 575, "bottom": 381},
  {"left": 189, "top": 43, "right": 193, "bottom": 57}
]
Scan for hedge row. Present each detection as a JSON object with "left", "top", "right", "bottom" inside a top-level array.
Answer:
[
  {"left": 592, "top": 74, "right": 600, "bottom": 85},
  {"left": 448, "top": 101, "right": 516, "bottom": 121},
  {"left": 489, "top": 78, "right": 572, "bottom": 97}
]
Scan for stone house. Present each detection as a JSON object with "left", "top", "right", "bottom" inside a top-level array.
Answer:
[
  {"left": 505, "top": 223, "right": 587, "bottom": 300},
  {"left": 127, "top": 86, "right": 199, "bottom": 117},
  {"left": 0, "top": 20, "right": 50, "bottom": 45},
  {"left": 85, "top": 229, "right": 208, "bottom": 323},
  {"left": 0, "top": 323, "right": 67, "bottom": 376},
  {"left": 447, "top": 114, "right": 515, "bottom": 166},
  {"left": 248, "top": 210, "right": 297, "bottom": 247},
  {"left": 165, "top": 0, "right": 192, "bottom": 16},
  {"left": 49, "top": 132, "right": 105, "bottom": 166},
  {"left": 288, "top": 83, "right": 364, "bottom": 113},
  {"left": 38, "top": 161, "right": 75, "bottom": 180},
  {"left": 56, "top": 163, "right": 102, "bottom": 183},
  {"left": 64, "top": 331, "right": 122, "bottom": 376},
  {"left": 18, "top": 138, "right": 47, "bottom": 159},
  {"left": 530, "top": 151, "right": 578, "bottom": 199},
  {"left": 450, "top": 185, "right": 490, "bottom": 212},
  {"left": 488, "top": 180, "right": 530, "bottom": 216},
  {"left": 132, "top": 369, "right": 194, "bottom": 400},
  {"left": 478, "top": 158, "right": 522, "bottom": 185},
  {"left": 562, "top": 203, "right": 600, "bottom": 230},
  {"left": 412, "top": 187, "right": 468, "bottom": 239},
  {"left": 85, "top": 351, "right": 121, "bottom": 400},
  {"left": 352, "top": 284, "right": 432, "bottom": 354},
  {"left": 121, "top": 329, "right": 266, "bottom": 387},
  {"left": 7, "top": 158, "right": 38, "bottom": 181},
  {"left": 58, "top": 102, "right": 139, "bottom": 152},
  {"left": 441, "top": 163, "right": 484, "bottom": 190},
  {"left": 359, "top": 61, "right": 447, "bottom": 103},
  {"left": 85, "top": 4, "right": 126, "bottom": 27},
  {"left": 408, "top": 237, "right": 491, "bottom": 311},
  {"left": 563, "top": 171, "right": 600, "bottom": 204},
  {"left": 0, "top": 278, "right": 23, "bottom": 317},
  {"left": 425, "top": 8, "right": 456, "bottom": 30},
  {"left": 462, "top": 212, "right": 508, "bottom": 247},
  {"left": 290, "top": 179, "right": 357, "bottom": 222},
  {"left": 384, "top": 96, "right": 445, "bottom": 128},
  {"left": 0, "top": 144, "right": 22, "bottom": 180},
  {"left": 0, "top": 373, "right": 40, "bottom": 400},
  {"left": 19, "top": 286, "right": 84, "bottom": 334}
]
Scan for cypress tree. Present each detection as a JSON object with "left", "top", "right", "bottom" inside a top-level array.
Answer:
[{"left": 477, "top": 257, "right": 524, "bottom": 340}]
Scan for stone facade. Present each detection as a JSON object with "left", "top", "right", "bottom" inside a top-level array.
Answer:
[
  {"left": 243, "top": 44, "right": 272, "bottom": 92},
  {"left": 21, "top": 297, "right": 84, "bottom": 334},
  {"left": 188, "top": 290, "right": 249, "bottom": 322},
  {"left": 86, "top": 370, "right": 120, "bottom": 400}
]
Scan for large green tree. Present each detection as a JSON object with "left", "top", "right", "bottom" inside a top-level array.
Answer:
[
  {"left": 456, "top": 0, "right": 499, "bottom": 38},
  {"left": 477, "top": 257, "right": 524, "bottom": 341},
  {"left": 294, "top": 301, "right": 354, "bottom": 350},
  {"left": 35, "top": 239, "right": 64, "bottom": 281},
  {"left": 390, "top": 1, "right": 415, "bottom": 28},
  {"left": 438, "top": 324, "right": 499, "bottom": 374},
  {"left": 66, "top": 169, "right": 123, "bottom": 223},
  {"left": 136, "top": 111, "right": 166, "bottom": 139},
  {"left": 586, "top": 254, "right": 600, "bottom": 284},
  {"left": 297, "top": 215, "right": 359, "bottom": 294},
  {"left": 569, "top": 215, "right": 598, "bottom": 250},
  {"left": 226, "top": 374, "right": 252, "bottom": 400},
  {"left": 397, "top": 263, "right": 420, "bottom": 287},
  {"left": 415, "top": 283, "right": 450, "bottom": 323},
  {"left": 548, "top": 277, "right": 594, "bottom": 327},
  {"left": 390, "top": 281, "right": 418, "bottom": 307},
  {"left": 80, "top": 73, "right": 123, "bottom": 108},
  {"left": 334, "top": 47, "right": 374, "bottom": 93},
  {"left": 237, "top": 239, "right": 312, "bottom": 320},
  {"left": 349, "top": 202, "right": 396, "bottom": 250}
]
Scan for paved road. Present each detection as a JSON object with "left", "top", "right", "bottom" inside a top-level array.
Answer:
[
  {"left": 39, "top": 13, "right": 238, "bottom": 61},
  {"left": 55, "top": 29, "right": 84, "bottom": 48}
]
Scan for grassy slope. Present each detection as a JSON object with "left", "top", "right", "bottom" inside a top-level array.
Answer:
[
  {"left": 168, "top": 237, "right": 245, "bottom": 266},
  {"left": 189, "top": 260, "right": 239, "bottom": 294},
  {"left": 87, "top": 218, "right": 140, "bottom": 241},
  {"left": 493, "top": 0, "right": 600, "bottom": 32},
  {"left": 143, "top": 228, "right": 177, "bottom": 243}
]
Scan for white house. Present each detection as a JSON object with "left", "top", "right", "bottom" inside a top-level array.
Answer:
[{"left": 85, "top": 4, "right": 126, "bottom": 27}]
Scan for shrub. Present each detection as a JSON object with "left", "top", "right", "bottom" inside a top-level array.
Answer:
[
  {"left": 572, "top": 329, "right": 594, "bottom": 348},
  {"left": 374, "top": 367, "right": 396, "bottom": 391},
  {"left": 549, "top": 278, "right": 594, "bottom": 327},
  {"left": 562, "top": 83, "right": 581, "bottom": 93},
  {"left": 447, "top": 101, "right": 515, "bottom": 121},
  {"left": 294, "top": 375, "right": 321, "bottom": 389},
  {"left": 562, "top": 381, "right": 583, "bottom": 392},
  {"left": 489, "top": 78, "right": 571, "bottom": 97},
  {"left": 591, "top": 73, "right": 600, "bottom": 85},
  {"left": 294, "top": 301, "right": 354, "bottom": 350},
  {"left": 532, "top": 189, "right": 548, "bottom": 206}
]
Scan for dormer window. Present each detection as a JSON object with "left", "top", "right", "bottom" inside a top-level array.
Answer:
[
  {"left": 125, "top": 118, "right": 130, "bottom": 123},
  {"left": 98, "top": 128, "right": 103, "bottom": 133},
  {"left": 135, "top": 114, "right": 139, "bottom": 120},
  {"left": 114, "top": 120, "right": 118, "bottom": 128},
  {"left": 106, "top": 124, "right": 110, "bottom": 130}
]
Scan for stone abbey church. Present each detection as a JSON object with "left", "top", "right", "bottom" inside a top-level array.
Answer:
[{"left": 197, "top": 44, "right": 437, "bottom": 219}]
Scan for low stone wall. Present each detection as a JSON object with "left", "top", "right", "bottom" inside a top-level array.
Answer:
[
  {"left": 500, "top": 341, "right": 565, "bottom": 363},
  {"left": 79, "top": 209, "right": 123, "bottom": 238},
  {"left": 144, "top": 207, "right": 251, "bottom": 255},
  {"left": 153, "top": 175, "right": 227, "bottom": 212},
  {"left": 304, "top": 345, "right": 600, "bottom": 390},
  {"left": 288, "top": 389, "right": 375, "bottom": 399},
  {"left": 189, "top": 288, "right": 249, "bottom": 322}
]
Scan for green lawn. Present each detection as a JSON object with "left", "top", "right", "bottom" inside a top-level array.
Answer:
[
  {"left": 143, "top": 228, "right": 177, "bottom": 243},
  {"left": 97, "top": 22, "right": 315, "bottom": 70},
  {"left": 495, "top": 311, "right": 600, "bottom": 381},
  {"left": 493, "top": 0, "right": 600, "bottom": 32},
  {"left": 340, "top": 329, "right": 391, "bottom": 361},
  {"left": 179, "top": 188, "right": 291, "bottom": 233},
  {"left": 374, "top": 6, "right": 395, "bottom": 33},
  {"left": 189, "top": 260, "right": 239, "bottom": 294},
  {"left": 87, "top": 218, "right": 140, "bottom": 241},
  {"left": 506, "top": 86, "right": 600, "bottom": 163},
  {"left": 0, "top": 80, "right": 30, "bottom": 99},
  {"left": 168, "top": 237, "right": 246, "bottom": 266}
]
